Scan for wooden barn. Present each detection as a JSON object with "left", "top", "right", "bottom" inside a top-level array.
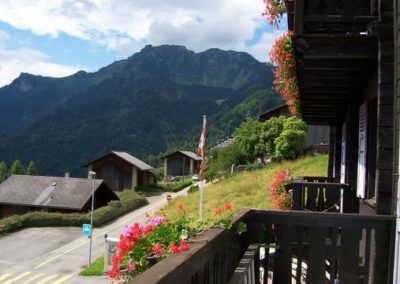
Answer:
[
  {"left": 259, "top": 104, "right": 330, "bottom": 149},
  {"left": 162, "top": 151, "right": 201, "bottom": 181},
  {"left": 0, "top": 175, "right": 118, "bottom": 219},
  {"left": 83, "top": 151, "right": 156, "bottom": 191},
  {"left": 131, "top": 1, "right": 400, "bottom": 283}
]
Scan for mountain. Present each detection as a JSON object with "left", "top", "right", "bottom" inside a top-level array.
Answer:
[{"left": 0, "top": 45, "right": 281, "bottom": 176}]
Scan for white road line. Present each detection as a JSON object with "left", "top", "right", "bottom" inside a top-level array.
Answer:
[
  {"left": 0, "top": 273, "right": 11, "bottom": 281},
  {"left": 3, "top": 271, "right": 31, "bottom": 284},
  {"left": 22, "top": 273, "right": 45, "bottom": 284},
  {"left": 35, "top": 274, "right": 58, "bottom": 284},
  {"left": 52, "top": 274, "right": 75, "bottom": 284}
]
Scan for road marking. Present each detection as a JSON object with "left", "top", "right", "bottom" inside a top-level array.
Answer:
[
  {"left": 0, "top": 274, "right": 11, "bottom": 281},
  {"left": 52, "top": 274, "right": 74, "bottom": 284},
  {"left": 35, "top": 274, "right": 58, "bottom": 284},
  {"left": 3, "top": 271, "right": 31, "bottom": 284},
  {"left": 33, "top": 198, "right": 167, "bottom": 269},
  {"left": 22, "top": 273, "right": 45, "bottom": 284}
]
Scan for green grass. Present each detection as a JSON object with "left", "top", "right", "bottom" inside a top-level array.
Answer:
[
  {"left": 163, "top": 155, "right": 328, "bottom": 221},
  {"left": 79, "top": 256, "right": 105, "bottom": 276}
]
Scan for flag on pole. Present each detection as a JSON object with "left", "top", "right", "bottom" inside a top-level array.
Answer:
[
  {"left": 197, "top": 116, "right": 207, "bottom": 180},
  {"left": 197, "top": 116, "right": 206, "bottom": 158},
  {"left": 198, "top": 115, "right": 206, "bottom": 222}
]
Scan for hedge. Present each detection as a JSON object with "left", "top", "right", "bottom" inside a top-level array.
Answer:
[
  {"left": 136, "top": 180, "right": 193, "bottom": 193},
  {"left": 0, "top": 191, "right": 148, "bottom": 235}
]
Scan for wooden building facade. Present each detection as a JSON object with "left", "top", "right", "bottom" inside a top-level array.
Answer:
[
  {"left": 83, "top": 151, "right": 156, "bottom": 191},
  {"left": 162, "top": 151, "right": 201, "bottom": 180}
]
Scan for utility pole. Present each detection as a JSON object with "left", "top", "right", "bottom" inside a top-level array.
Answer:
[{"left": 88, "top": 171, "right": 96, "bottom": 266}]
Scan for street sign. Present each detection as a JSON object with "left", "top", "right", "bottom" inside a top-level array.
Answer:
[{"left": 82, "top": 224, "right": 91, "bottom": 237}]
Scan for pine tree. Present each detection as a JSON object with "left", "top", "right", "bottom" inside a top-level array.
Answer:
[
  {"left": 0, "top": 161, "right": 7, "bottom": 183},
  {"left": 9, "top": 160, "right": 25, "bottom": 175},
  {"left": 26, "top": 161, "right": 37, "bottom": 176}
]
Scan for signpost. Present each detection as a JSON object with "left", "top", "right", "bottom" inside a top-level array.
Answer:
[{"left": 82, "top": 224, "right": 91, "bottom": 237}]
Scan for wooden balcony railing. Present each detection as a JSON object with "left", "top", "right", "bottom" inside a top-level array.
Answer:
[
  {"left": 291, "top": 0, "right": 378, "bottom": 35},
  {"left": 133, "top": 209, "right": 394, "bottom": 284},
  {"left": 285, "top": 177, "right": 358, "bottom": 213}
]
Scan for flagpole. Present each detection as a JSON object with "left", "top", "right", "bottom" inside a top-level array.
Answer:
[{"left": 198, "top": 115, "right": 206, "bottom": 222}]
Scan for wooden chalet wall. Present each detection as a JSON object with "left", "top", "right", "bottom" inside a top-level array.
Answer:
[
  {"left": 164, "top": 152, "right": 200, "bottom": 177},
  {"left": 91, "top": 156, "right": 133, "bottom": 191},
  {"left": 375, "top": 0, "right": 394, "bottom": 214},
  {"left": 394, "top": 0, "right": 400, "bottom": 214}
]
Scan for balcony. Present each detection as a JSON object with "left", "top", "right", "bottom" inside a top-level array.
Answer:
[
  {"left": 286, "top": 0, "right": 377, "bottom": 35},
  {"left": 133, "top": 209, "right": 394, "bottom": 284},
  {"left": 286, "top": 0, "right": 378, "bottom": 125},
  {"left": 286, "top": 176, "right": 358, "bottom": 213}
]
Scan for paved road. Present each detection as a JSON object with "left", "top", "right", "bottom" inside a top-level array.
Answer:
[{"left": 0, "top": 189, "right": 189, "bottom": 284}]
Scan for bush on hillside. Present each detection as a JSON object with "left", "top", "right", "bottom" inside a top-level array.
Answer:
[
  {"left": 187, "top": 185, "right": 199, "bottom": 194},
  {"left": 136, "top": 180, "right": 193, "bottom": 193},
  {"left": 233, "top": 116, "right": 307, "bottom": 162},
  {"left": 206, "top": 144, "right": 248, "bottom": 180}
]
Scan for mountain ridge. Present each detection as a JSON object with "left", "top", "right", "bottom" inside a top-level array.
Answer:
[{"left": 0, "top": 44, "right": 281, "bottom": 176}]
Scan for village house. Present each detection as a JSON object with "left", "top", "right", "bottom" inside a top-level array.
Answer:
[
  {"left": 162, "top": 151, "right": 201, "bottom": 181},
  {"left": 83, "top": 151, "right": 156, "bottom": 191},
  {"left": 0, "top": 175, "right": 118, "bottom": 219},
  {"left": 132, "top": 1, "right": 400, "bottom": 283}
]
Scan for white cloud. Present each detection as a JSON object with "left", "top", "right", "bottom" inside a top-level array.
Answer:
[
  {"left": 241, "top": 29, "right": 286, "bottom": 62},
  {"left": 0, "top": 0, "right": 275, "bottom": 58},
  {"left": 0, "top": 48, "right": 80, "bottom": 87}
]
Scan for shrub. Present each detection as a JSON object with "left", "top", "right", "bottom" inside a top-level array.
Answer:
[
  {"left": 136, "top": 180, "right": 192, "bottom": 193},
  {"left": 261, "top": 116, "right": 285, "bottom": 158},
  {"left": 187, "top": 185, "right": 199, "bottom": 194},
  {"left": 0, "top": 190, "right": 148, "bottom": 235},
  {"left": 275, "top": 130, "right": 306, "bottom": 159}
]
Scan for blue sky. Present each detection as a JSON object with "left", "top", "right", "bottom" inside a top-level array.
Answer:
[{"left": 0, "top": 0, "right": 285, "bottom": 87}]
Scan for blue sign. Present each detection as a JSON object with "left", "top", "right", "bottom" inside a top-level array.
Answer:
[{"left": 82, "top": 224, "right": 92, "bottom": 237}]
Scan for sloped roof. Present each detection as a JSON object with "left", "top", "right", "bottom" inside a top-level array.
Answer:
[
  {"left": 0, "top": 175, "right": 111, "bottom": 210},
  {"left": 259, "top": 104, "right": 290, "bottom": 120},
  {"left": 162, "top": 151, "right": 202, "bottom": 161},
  {"left": 83, "top": 151, "right": 155, "bottom": 172}
]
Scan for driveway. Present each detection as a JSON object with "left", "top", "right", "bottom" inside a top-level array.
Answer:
[{"left": 0, "top": 189, "right": 190, "bottom": 283}]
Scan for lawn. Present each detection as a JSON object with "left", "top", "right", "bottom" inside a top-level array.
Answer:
[
  {"left": 162, "top": 154, "right": 328, "bottom": 221},
  {"left": 79, "top": 256, "right": 105, "bottom": 276}
]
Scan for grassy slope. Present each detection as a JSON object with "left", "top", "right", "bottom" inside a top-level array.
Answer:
[{"left": 163, "top": 155, "right": 328, "bottom": 221}]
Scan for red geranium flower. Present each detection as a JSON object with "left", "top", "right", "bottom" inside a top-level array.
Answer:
[
  {"left": 179, "top": 240, "right": 188, "bottom": 252},
  {"left": 169, "top": 242, "right": 179, "bottom": 254},
  {"left": 224, "top": 203, "right": 233, "bottom": 211},
  {"left": 177, "top": 203, "right": 184, "bottom": 212},
  {"left": 214, "top": 208, "right": 221, "bottom": 217}
]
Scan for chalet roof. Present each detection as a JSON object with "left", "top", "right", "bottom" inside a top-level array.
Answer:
[
  {"left": 162, "top": 151, "right": 202, "bottom": 161},
  {"left": 0, "top": 175, "right": 114, "bottom": 210},
  {"left": 83, "top": 151, "right": 155, "bottom": 172},
  {"left": 259, "top": 104, "right": 290, "bottom": 121}
]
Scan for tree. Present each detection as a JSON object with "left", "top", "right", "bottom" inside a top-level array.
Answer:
[
  {"left": 234, "top": 115, "right": 307, "bottom": 163},
  {"left": 9, "top": 160, "right": 26, "bottom": 175},
  {"left": 234, "top": 119, "right": 263, "bottom": 162},
  {"left": 260, "top": 116, "right": 286, "bottom": 158},
  {"left": 0, "top": 161, "right": 7, "bottom": 183},
  {"left": 274, "top": 117, "right": 307, "bottom": 159},
  {"left": 27, "top": 161, "right": 38, "bottom": 175}
]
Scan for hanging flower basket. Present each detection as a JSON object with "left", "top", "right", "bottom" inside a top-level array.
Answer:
[
  {"left": 269, "top": 31, "right": 299, "bottom": 115},
  {"left": 263, "top": 0, "right": 287, "bottom": 27}
]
